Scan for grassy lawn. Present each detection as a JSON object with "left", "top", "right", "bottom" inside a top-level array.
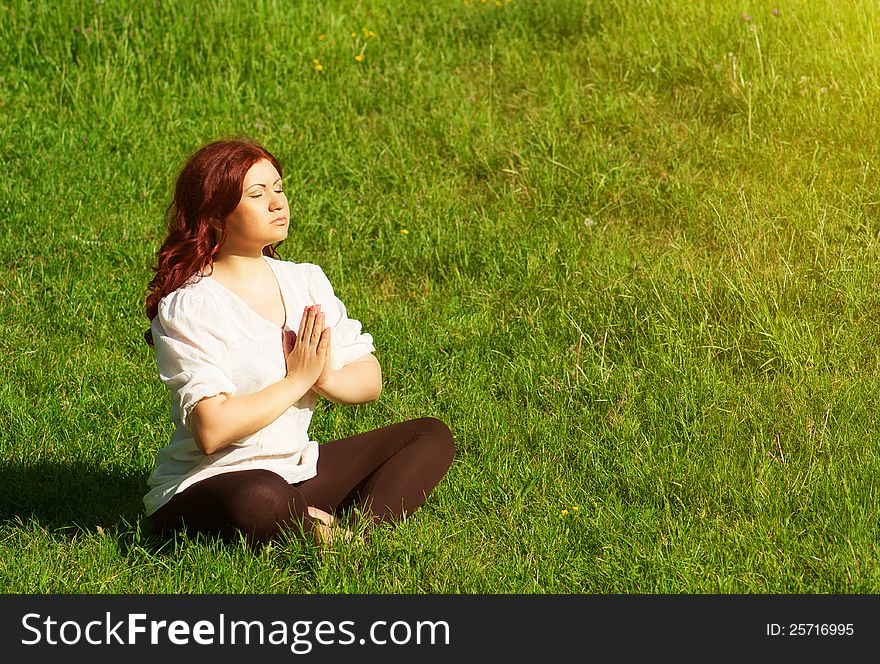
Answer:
[{"left": 1, "top": 0, "right": 879, "bottom": 592}]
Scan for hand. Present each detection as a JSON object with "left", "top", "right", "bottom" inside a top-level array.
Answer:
[
  {"left": 284, "top": 305, "right": 329, "bottom": 387},
  {"left": 313, "top": 325, "right": 332, "bottom": 389}
]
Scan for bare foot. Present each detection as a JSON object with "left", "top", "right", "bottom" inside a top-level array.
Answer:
[
  {"left": 315, "top": 522, "right": 355, "bottom": 546},
  {"left": 307, "top": 506, "right": 337, "bottom": 526},
  {"left": 307, "top": 506, "right": 353, "bottom": 546}
]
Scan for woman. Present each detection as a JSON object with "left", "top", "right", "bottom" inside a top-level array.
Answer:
[{"left": 143, "top": 138, "right": 455, "bottom": 546}]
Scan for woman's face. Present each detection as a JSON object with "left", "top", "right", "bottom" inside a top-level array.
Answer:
[{"left": 220, "top": 159, "right": 289, "bottom": 252}]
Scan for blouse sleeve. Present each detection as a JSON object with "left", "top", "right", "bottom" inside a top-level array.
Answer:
[
  {"left": 152, "top": 287, "right": 237, "bottom": 431},
  {"left": 304, "top": 264, "right": 376, "bottom": 371}
]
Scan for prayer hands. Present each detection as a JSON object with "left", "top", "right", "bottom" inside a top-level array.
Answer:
[{"left": 284, "top": 305, "right": 330, "bottom": 387}]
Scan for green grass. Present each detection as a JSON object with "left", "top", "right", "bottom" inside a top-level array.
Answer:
[{"left": 2, "top": 0, "right": 880, "bottom": 592}]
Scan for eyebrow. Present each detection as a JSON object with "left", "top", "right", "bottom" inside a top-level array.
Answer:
[{"left": 246, "top": 177, "right": 283, "bottom": 190}]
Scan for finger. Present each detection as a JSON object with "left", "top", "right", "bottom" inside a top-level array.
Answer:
[
  {"left": 297, "top": 306, "right": 313, "bottom": 338},
  {"left": 318, "top": 325, "right": 331, "bottom": 351},
  {"left": 310, "top": 312, "right": 325, "bottom": 348},
  {"left": 309, "top": 305, "right": 322, "bottom": 338},
  {"left": 300, "top": 305, "right": 318, "bottom": 341},
  {"left": 283, "top": 329, "right": 297, "bottom": 356}
]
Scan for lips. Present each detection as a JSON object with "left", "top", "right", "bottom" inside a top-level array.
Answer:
[{"left": 271, "top": 217, "right": 288, "bottom": 225}]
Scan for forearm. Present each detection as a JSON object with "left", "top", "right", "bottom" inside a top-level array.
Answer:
[
  {"left": 312, "top": 355, "right": 382, "bottom": 405},
  {"left": 191, "top": 374, "right": 313, "bottom": 454}
]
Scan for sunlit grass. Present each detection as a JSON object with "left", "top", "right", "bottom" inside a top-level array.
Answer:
[{"left": 1, "top": 0, "right": 879, "bottom": 592}]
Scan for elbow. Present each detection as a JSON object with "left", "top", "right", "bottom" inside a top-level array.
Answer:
[
  {"left": 189, "top": 394, "right": 232, "bottom": 455},
  {"left": 190, "top": 415, "right": 227, "bottom": 455},
  {"left": 368, "top": 367, "right": 382, "bottom": 402},
  {"left": 193, "top": 428, "right": 225, "bottom": 455},
  {"left": 353, "top": 371, "right": 382, "bottom": 405},
  {"left": 351, "top": 357, "right": 381, "bottom": 403},
  {"left": 346, "top": 379, "right": 380, "bottom": 405}
]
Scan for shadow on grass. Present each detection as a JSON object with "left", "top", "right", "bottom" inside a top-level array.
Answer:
[
  {"left": 0, "top": 460, "right": 147, "bottom": 532},
  {"left": 0, "top": 460, "right": 333, "bottom": 575}
]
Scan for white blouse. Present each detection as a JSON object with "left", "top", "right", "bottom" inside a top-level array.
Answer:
[{"left": 143, "top": 256, "right": 375, "bottom": 516}]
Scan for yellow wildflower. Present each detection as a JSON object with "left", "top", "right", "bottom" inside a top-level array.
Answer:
[
  {"left": 312, "top": 58, "right": 320, "bottom": 64},
  {"left": 317, "top": 34, "right": 325, "bottom": 41},
  {"left": 561, "top": 509, "right": 569, "bottom": 517},
  {"left": 571, "top": 505, "right": 579, "bottom": 512},
  {"left": 496, "top": 1, "right": 502, "bottom": 5},
  {"left": 351, "top": 31, "right": 357, "bottom": 38},
  {"left": 400, "top": 229, "right": 409, "bottom": 235},
  {"left": 355, "top": 54, "right": 365, "bottom": 62}
]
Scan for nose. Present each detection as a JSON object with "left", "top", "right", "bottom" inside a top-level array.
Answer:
[{"left": 270, "top": 190, "right": 287, "bottom": 211}]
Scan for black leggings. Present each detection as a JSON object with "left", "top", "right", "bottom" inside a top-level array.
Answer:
[{"left": 150, "top": 417, "right": 455, "bottom": 544}]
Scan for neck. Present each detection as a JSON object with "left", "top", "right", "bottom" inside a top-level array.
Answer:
[{"left": 211, "top": 247, "right": 269, "bottom": 280}]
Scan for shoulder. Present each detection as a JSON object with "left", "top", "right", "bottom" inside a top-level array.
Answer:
[
  {"left": 156, "top": 276, "right": 223, "bottom": 324},
  {"left": 266, "top": 256, "right": 321, "bottom": 276},
  {"left": 266, "top": 257, "right": 330, "bottom": 289}
]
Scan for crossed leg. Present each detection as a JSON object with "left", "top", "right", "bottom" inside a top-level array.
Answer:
[{"left": 149, "top": 417, "right": 455, "bottom": 546}]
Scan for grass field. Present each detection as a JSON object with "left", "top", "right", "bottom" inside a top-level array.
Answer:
[{"left": 1, "top": 0, "right": 879, "bottom": 592}]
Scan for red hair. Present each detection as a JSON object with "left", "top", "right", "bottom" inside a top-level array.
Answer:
[{"left": 144, "top": 138, "right": 283, "bottom": 345}]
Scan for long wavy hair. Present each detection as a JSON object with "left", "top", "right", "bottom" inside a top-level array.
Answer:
[{"left": 144, "top": 138, "right": 283, "bottom": 346}]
